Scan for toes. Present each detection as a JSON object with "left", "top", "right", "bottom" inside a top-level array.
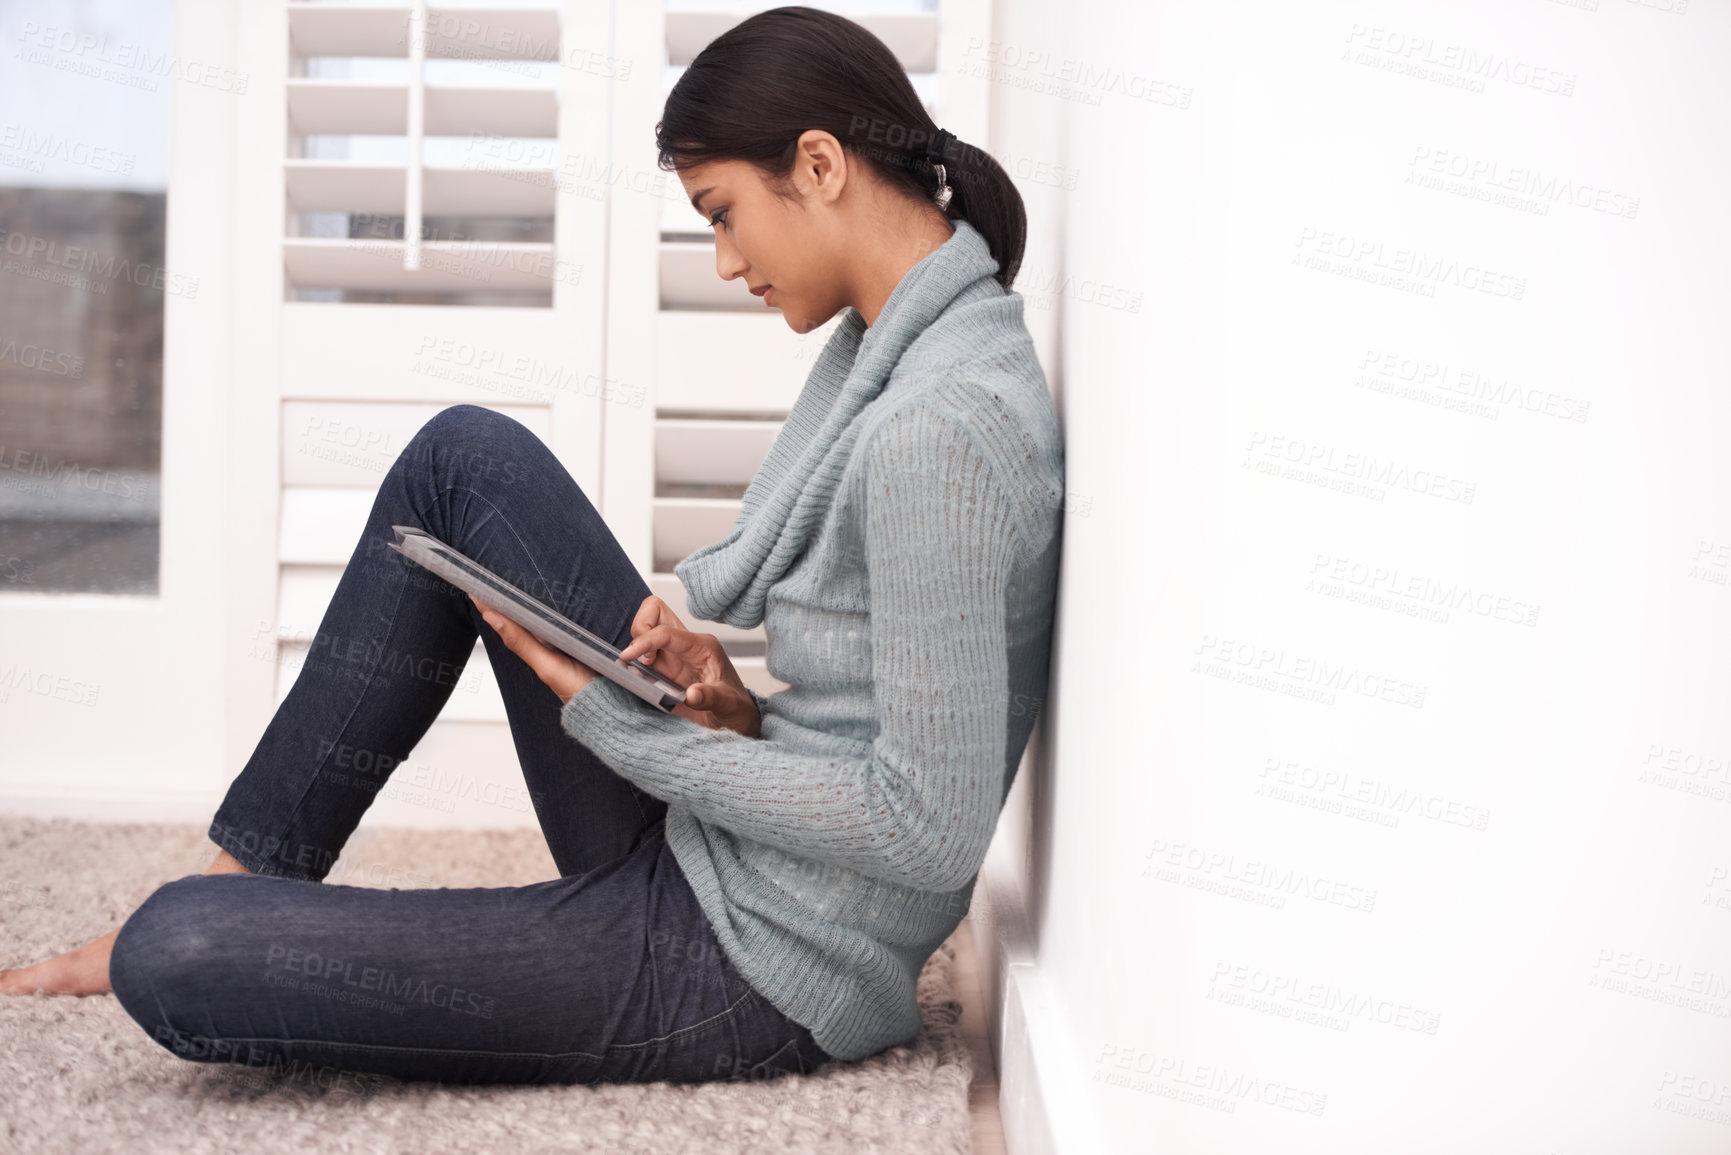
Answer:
[{"left": 0, "top": 966, "right": 40, "bottom": 996}]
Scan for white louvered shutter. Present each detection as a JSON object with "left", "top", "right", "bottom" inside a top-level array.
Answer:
[{"left": 268, "top": 1, "right": 611, "bottom": 795}]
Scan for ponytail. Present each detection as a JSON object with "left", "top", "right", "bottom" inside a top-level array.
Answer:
[{"left": 911, "top": 129, "right": 1026, "bottom": 289}]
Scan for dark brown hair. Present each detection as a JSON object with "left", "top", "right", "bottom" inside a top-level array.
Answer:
[{"left": 654, "top": 5, "right": 1027, "bottom": 290}]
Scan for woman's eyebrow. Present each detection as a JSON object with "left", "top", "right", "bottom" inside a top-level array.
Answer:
[{"left": 690, "top": 186, "right": 717, "bottom": 216}]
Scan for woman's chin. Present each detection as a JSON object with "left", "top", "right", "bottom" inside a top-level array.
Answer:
[
  {"left": 771, "top": 296, "right": 811, "bottom": 333},
  {"left": 784, "top": 304, "right": 839, "bottom": 335}
]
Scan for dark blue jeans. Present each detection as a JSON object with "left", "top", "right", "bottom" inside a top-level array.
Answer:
[{"left": 109, "top": 404, "right": 833, "bottom": 1086}]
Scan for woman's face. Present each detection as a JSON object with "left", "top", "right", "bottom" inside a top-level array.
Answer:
[{"left": 677, "top": 154, "right": 845, "bottom": 336}]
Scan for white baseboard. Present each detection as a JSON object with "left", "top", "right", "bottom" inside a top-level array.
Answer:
[{"left": 971, "top": 855, "right": 1110, "bottom": 1155}]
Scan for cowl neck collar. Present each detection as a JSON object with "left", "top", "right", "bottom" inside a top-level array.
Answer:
[{"left": 675, "top": 218, "right": 1003, "bottom": 630}]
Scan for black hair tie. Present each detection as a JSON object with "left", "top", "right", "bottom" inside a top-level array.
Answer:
[{"left": 927, "top": 127, "right": 955, "bottom": 166}]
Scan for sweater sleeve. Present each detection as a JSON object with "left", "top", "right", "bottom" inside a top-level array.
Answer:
[{"left": 558, "top": 401, "right": 1020, "bottom": 893}]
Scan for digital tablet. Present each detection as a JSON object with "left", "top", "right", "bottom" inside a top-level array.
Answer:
[{"left": 385, "top": 525, "right": 687, "bottom": 713}]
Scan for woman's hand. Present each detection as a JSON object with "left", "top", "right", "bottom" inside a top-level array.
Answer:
[
  {"left": 620, "top": 595, "right": 762, "bottom": 738},
  {"left": 473, "top": 593, "right": 762, "bottom": 739},
  {"left": 471, "top": 595, "right": 595, "bottom": 704}
]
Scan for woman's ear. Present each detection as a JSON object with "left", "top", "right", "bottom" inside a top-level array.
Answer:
[{"left": 793, "top": 129, "right": 847, "bottom": 207}]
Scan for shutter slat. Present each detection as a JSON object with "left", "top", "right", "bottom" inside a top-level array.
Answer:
[
  {"left": 284, "top": 238, "right": 560, "bottom": 293},
  {"left": 422, "top": 165, "right": 556, "bottom": 215},
  {"left": 286, "top": 161, "right": 557, "bottom": 216},
  {"left": 424, "top": 84, "right": 557, "bottom": 137},
  {"left": 653, "top": 496, "right": 742, "bottom": 571},
  {"left": 287, "top": 80, "right": 558, "bottom": 138},
  {"left": 656, "top": 418, "right": 780, "bottom": 488},
  {"left": 285, "top": 161, "right": 405, "bottom": 214},
  {"left": 288, "top": 6, "right": 562, "bottom": 62}
]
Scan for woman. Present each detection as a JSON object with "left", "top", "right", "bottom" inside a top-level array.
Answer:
[{"left": 1, "top": 7, "right": 1065, "bottom": 1087}]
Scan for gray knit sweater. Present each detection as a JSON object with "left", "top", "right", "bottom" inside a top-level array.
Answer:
[{"left": 559, "top": 218, "right": 1065, "bottom": 1062}]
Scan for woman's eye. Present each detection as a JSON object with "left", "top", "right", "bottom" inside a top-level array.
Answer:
[{"left": 709, "top": 209, "right": 729, "bottom": 229}]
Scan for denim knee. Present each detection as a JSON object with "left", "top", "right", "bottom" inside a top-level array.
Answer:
[
  {"left": 415, "top": 403, "right": 516, "bottom": 446},
  {"left": 109, "top": 875, "right": 221, "bottom": 1042},
  {"left": 400, "top": 403, "right": 540, "bottom": 492}
]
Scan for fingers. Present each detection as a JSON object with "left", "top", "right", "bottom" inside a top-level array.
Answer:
[
  {"left": 619, "top": 623, "right": 721, "bottom": 667},
  {"left": 631, "top": 594, "right": 687, "bottom": 638},
  {"left": 681, "top": 681, "right": 748, "bottom": 721},
  {"left": 664, "top": 680, "right": 760, "bottom": 736},
  {"left": 685, "top": 682, "right": 731, "bottom": 711},
  {"left": 617, "top": 624, "right": 674, "bottom": 665},
  {"left": 472, "top": 595, "right": 520, "bottom": 648},
  {"left": 472, "top": 593, "right": 587, "bottom": 701},
  {"left": 473, "top": 594, "right": 540, "bottom": 662}
]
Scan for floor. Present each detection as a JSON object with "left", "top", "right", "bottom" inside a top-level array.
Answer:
[
  {"left": 954, "top": 915, "right": 1008, "bottom": 1155},
  {"left": 1, "top": 815, "right": 985, "bottom": 1154}
]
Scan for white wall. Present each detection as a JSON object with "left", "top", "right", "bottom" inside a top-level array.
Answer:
[{"left": 977, "top": 0, "right": 1731, "bottom": 1151}]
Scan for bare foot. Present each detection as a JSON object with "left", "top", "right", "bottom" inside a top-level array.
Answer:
[
  {"left": 0, "top": 927, "right": 120, "bottom": 995},
  {"left": 0, "top": 847, "right": 252, "bottom": 996}
]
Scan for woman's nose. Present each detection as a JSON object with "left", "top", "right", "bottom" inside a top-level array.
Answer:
[{"left": 713, "top": 234, "right": 748, "bottom": 281}]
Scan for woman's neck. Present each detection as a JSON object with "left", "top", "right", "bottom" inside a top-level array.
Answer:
[{"left": 853, "top": 214, "right": 957, "bottom": 327}]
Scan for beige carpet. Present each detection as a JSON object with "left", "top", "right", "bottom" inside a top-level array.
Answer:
[{"left": 0, "top": 816, "right": 975, "bottom": 1155}]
